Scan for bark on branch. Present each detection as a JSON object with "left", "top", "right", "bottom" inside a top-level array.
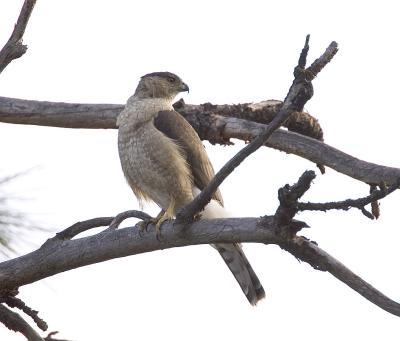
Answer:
[
  {"left": 176, "top": 35, "right": 321, "bottom": 222},
  {"left": 2, "top": 97, "right": 399, "bottom": 186},
  {"left": 0, "top": 213, "right": 399, "bottom": 317},
  {"left": 0, "top": 304, "right": 43, "bottom": 341},
  {"left": 0, "top": 0, "right": 37, "bottom": 74}
]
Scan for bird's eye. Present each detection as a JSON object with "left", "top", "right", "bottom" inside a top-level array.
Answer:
[{"left": 167, "top": 76, "right": 176, "bottom": 83}]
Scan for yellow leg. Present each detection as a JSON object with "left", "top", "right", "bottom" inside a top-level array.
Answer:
[
  {"left": 154, "top": 212, "right": 168, "bottom": 240},
  {"left": 138, "top": 202, "right": 174, "bottom": 240},
  {"left": 138, "top": 210, "right": 165, "bottom": 233}
]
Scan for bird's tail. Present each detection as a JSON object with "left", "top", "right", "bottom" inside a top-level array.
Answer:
[
  {"left": 201, "top": 196, "right": 265, "bottom": 305},
  {"left": 213, "top": 243, "right": 265, "bottom": 305}
]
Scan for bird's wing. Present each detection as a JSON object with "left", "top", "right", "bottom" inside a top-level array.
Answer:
[
  {"left": 155, "top": 110, "right": 265, "bottom": 306},
  {"left": 154, "top": 110, "right": 223, "bottom": 205}
]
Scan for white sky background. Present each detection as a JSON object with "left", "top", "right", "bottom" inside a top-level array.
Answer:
[{"left": 1, "top": 0, "right": 400, "bottom": 340}]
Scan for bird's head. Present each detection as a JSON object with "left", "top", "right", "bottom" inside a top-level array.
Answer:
[{"left": 134, "top": 72, "right": 189, "bottom": 100}]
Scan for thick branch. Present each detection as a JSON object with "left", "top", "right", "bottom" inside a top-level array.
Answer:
[
  {"left": 281, "top": 236, "right": 400, "bottom": 317},
  {"left": 0, "top": 217, "right": 278, "bottom": 290},
  {"left": 0, "top": 96, "right": 324, "bottom": 140},
  {"left": 0, "top": 97, "right": 122, "bottom": 128},
  {"left": 0, "top": 215, "right": 398, "bottom": 317},
  {"left": 1, "top": 96, "right": 398, "bottom": 186},
  {"left": 220, "top": 116, "right": 400, "bottom": 186},
  {"left": 0, "top": 0, "right": 37, "bottom": 74},
  {"left": 1, "top": 96, "right": 399, "bottom": 186},
  {"left": 179, "top": 100, "right": 324, "bottom": 142}
]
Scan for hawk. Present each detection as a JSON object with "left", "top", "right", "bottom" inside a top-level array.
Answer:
[{"left": 117, "top": 72, "right": 265, "bottom": 305}]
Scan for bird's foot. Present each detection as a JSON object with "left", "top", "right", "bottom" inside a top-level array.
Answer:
[
  {"left": 137, "top": 210, "right": 169, "bottom": 240},
  {"left": 154, "top": 214, "right": 172, "bottom": 241}
]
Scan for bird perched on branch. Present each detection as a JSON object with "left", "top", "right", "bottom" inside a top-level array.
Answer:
[{"left": 117, "top": 71, "right": 265, "bottom": 305}]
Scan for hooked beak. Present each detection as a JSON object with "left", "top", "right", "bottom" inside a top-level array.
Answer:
[{"left": 180, "top": 82, "right": 189, "bottom": 93}]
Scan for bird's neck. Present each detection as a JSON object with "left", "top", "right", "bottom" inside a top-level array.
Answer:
[{"left": 117, "top": 96, "right": 174, "bottom": 128}]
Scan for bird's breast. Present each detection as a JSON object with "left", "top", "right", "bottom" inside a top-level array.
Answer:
[{"left": 118, "top": 120, "right": 194, "bottom": 212}]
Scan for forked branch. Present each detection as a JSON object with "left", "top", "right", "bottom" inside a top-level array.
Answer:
[{"left": 176, "top": 36, "right": 337, "bottom": 222}]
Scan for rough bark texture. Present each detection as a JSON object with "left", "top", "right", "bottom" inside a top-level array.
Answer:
[
  {"left": 0, "top": 214, "right": 399, "bottom": 317},
  {"left": 0, "top": 217, "right": 278, "bottom": 289},
  {"left": 1, "top": 96, "right": 399, "bottom": 186},
  {"left": 0, "top": 304, "right": 43, "bottom": 341},
  {"left": 1, "top": 0, "right": 398, "bottom": 337},
  {"left": 0, "top": 0, "right": 37, "bottom": 74}
]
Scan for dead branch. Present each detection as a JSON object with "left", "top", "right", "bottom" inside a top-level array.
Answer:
[
  {"left": 2, "top": 98, "right": 397, "bottom": 186},
  {"left": 0, "top": 159, "right": 399, "bottom": 319},
  {"left": 108, "top": 210, "right": 152, "bottom": 230},
  {"left": 44, "top": 331, "right": 72, "bottom": 341},
  {"left": 51, "top": 211, "right": 152, "bottom": 241},
  {"left": 274, "top": 170, "right": 316, "bottom": 228},
  {"left": 0, "top": 0, "right": 37, "bottom": 74},
  {"left": 0, "top": 210, "right": 399, "bottom": 317},
  {"left": 2, "top": 294, "right": 47, "bottom": 331},
  {"left": 0, "top": 96, "right": 323, "bottom": 141},
  {"left": 176, "top": 99, "right": 324, "bottom": 142},
  {"left": 176, "top": 36, "right": 335, "bottom": 222},
  {"left": 298, "top": 179, "right": 400, "bottom": 218},
  {"left": 0, "top": 304, "right": 44, "bottom": 341},
  {"left": 0, "top": 216, "right": 279, "bottom": 290},
  {"left": 280, "top": 236, "right": 400, "bottom": 317}
]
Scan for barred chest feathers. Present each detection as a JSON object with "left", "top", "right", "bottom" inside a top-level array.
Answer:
[{"left": 117, "top": 97, "right": 194, "bottom": 213}]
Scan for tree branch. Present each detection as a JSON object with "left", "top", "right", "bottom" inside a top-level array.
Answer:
[
  {"left": 0, "top": 216, "right": 279, "bottom": 290},
  {"left": 0, "top": 0, "right": 37, "bottom": 74},
  {"left": 176, "top": 35, "right": 333, "bottom": 222},
  {"left": 220, "top": 116, "right": 400, "bottom": 186},
  {"left": 1, "top": 96, "right": 399, "bottom": 186},
  {"left": 0, "top": 213, "right": 399, "bottom": 317},
  {"left": 0, "top": 304, "right": 44, "bottom": 341},
  {"left": 108, "top": 210, "right": 152, "bottom": 230},
  {"left": 280, "top": 236, "right": 400, "bottom": 317},
  {"left": 298, "top": 179, "right": 400, "bottom": 218},
  {"left": 0, "top": 96, "right": 324, "bottom": 141},
  {"left": 2, "top": 295, "right": 47, "bottom": 331}
]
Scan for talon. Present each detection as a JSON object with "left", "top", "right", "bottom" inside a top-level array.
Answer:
[
  {"left": 136, "top": 210, "right": 169, "bottom": 239},
  {"left": 154, "top": 214, "right": 170, "bottom": 241}
]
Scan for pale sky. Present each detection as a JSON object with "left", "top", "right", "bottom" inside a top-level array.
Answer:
[{"left": 1, "top": 0, "right": 400, "bottom": 340}]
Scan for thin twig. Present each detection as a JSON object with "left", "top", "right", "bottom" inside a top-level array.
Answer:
[
  {"left": 298, "top": 179, "right": 400, "bottom": 218},
  {"left": 0, "top": 304, "right": 44, "bottom": 341},
  {"left": 53, "top": 211, "right": 152, "bottom": 242},
  {"left": 109, "top": 210, "right": 151, "bottom": 229},
  {"left": 54, "top": 217, "right": 115, "bottom": 240},
  {"left": 3, "top": 295, "right": 47, "bottom": 331},
  {"left": 0, "top": 0, "right": 37, "bottom": 74},
  {"left": 44, "top": 331, "right": 72, "bottom": 341}
]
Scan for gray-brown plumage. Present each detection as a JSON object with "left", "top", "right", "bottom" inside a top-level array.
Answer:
[{"left": 117, "top": 71, "right": 265, "bottom": 305}]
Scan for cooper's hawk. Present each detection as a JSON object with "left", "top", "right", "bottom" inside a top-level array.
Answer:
[{"left": 117, "top": 72, "right": 265, "bottom": 305}]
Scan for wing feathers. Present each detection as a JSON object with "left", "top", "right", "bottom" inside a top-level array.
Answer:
[{"left": 154, "top": 110, "right": 223, "bottom": 205}]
